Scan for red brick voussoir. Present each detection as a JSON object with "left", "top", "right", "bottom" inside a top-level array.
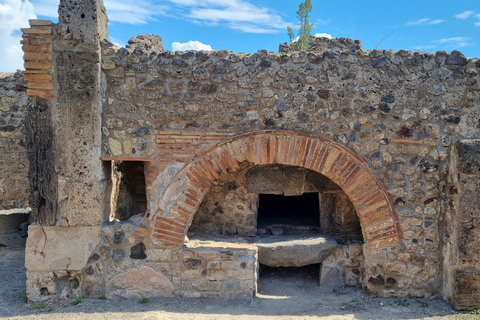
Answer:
[{"left": 149, "top": 130, "right": 401, "bottom": 250}]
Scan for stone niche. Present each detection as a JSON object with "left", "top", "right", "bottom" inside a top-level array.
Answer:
[
  {"left": 190, "top": 165, "right": 364, "bottom": 288},
  {"left": 109, "top": 160, "right": 148, "bottom": 221},
  {"left": 190, "top": 165, "right": 361, "bottom": 240}
]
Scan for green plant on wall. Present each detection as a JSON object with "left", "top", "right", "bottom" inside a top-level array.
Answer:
[{"left": 287, "top": 0, "right": 314, "bottom": 51}]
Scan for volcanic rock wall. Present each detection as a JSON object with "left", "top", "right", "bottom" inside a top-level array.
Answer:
[{"left": 17, "top": 0, "right": 480, "bottom": 310}]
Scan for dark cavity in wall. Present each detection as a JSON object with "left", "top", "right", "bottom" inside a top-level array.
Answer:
[
  {"left": 110, "top": 161, "right": 147, "bottom": 221},
  {"left": 257, "top": 193, "right": 320, "bottom": 234},
  {"left": 258, "top": 264, "right": 321, "bottom": 294}
]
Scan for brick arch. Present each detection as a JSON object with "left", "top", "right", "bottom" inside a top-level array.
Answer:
[{"left": 149, "top": 130, "right": 401, "bottom": 250}]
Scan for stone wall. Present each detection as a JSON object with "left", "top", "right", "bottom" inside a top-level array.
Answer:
[
  {"left": 0, "top": 71, "right": 29, "bottom": 210},
  {"left": 20, "top": 0, "right": 480, "bottom": 310},
  {"left": 97, "top": 35, "right": 479, "bottom": 302}
]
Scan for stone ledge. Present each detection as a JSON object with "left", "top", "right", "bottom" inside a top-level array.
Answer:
[{"left": 0, "top": 208, "right": 31, "bottom": 215}]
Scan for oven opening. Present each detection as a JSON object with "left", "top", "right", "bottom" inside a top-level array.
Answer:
[{"left": 257, "top": 193, "right": 320, "bottom": 235}]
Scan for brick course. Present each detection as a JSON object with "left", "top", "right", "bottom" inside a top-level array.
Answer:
[{"left": 21, "top": 20, "right": 53, "bottom": 98}]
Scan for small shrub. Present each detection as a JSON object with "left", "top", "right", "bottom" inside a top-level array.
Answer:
[
  {"left": 414, "top": 299, "right": 429, "bottom": 308},
  {"left": 72, "top": 297, "right": 84, "bottom": 306},
  {"left": 140, "top": 297, "right": 150, "bottom": 303},
  {"left": 33, "top": 303, "right": 46, "bottom": 310},
  {"left": 394, "top": 299, "right": 410, "bottom": 307},
  {"left": 47, "top": 306, "right": 54, "bottom": 312},
  {"left": 470, "top": 308, "right": 480, "bottom": 315},
  {"left": 18, "top": 292, "right": 28, "bottom": 303},
  {"left": 332, "top": 289, "right": 346, "bottom": 296}
]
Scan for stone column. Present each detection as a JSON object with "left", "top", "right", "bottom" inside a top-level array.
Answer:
[
  {"left": 24, "top": 0, "right": 109, "bottom": 300},
  {"left": 442, "top": 140, "right": 480, "bottom": 310}
]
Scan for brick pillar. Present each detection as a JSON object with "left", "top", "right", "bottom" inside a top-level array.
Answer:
[
  {"left": 24, "top": 0, "right": 110, "bottom": 301},
  {"left": 22, "top": 20, "right": 57, "bottom": 226},
  {"left": 21, "top": 20, "right": 53, "bottom": 98}
]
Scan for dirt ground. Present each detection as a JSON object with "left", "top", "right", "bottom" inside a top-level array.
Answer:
[{"left": 0, "top": 233, "right": 478, "bottom": 320}]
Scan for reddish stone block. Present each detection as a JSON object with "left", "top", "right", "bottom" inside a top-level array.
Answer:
[
  {"left": 26, "top": 89, "right": 53, "bottom": 98},
  {"left": 301, "top": 139, "right": 312, "bottom": 167},
  {"left": 274, "top": 136, "right": 286, "bottom": 164},
  {"left": 23, "top": 52, "right": 52, "bottom": 61},
  {"left": 154, "top": 221, "right": 184, "bottom": 234},
  {"left": 317, "top": 89, "right": 330, "bottom": 99},
  {"left": 186, "top": 170, "right": 210, "bottom": 191},
  {"left": 24, "top": 72, "right": 51, "bottom": 82},
  {"left": 367, "top": 222, "right": 396, "bottom": 235},
  {"left": 22, "top": 45, "right": 53, "bottom": 53},
  {"left": 344, "top": 171, "right": 370, "bottom": 194},
  {"left": 295, "top": 137, "right": 307, "bottom": 167},
  {"left": 335, "top": 162, "right": 358, "bottom": 186},
  {"left": 320, "top": 148, "right": 340, "bottom": 176},
  {"left": 201, "top": 158, "right": 220, "bottom": 180},
  {"left": 359, "top": 191, "right": 384, "bottom": 210},
  {"left": 24, "top": 61, "right": 51, "bottom": 70},
  {"left": 267, "top": 135, "right": 275, "bottom": 164},
  {"left": 313, "top": 144, "right": 330, "bottom": 173},
  {"left": 304, "top": 140, "right": 320, "bottom": 169},
  {"left": 286, "top": 136, "right": 297, "bottom": 165},
  {"left": 27, "top": 82, "right": 53, "bottom": 90},
  {"left": 222, "top": 144, "right": 240, "bottom": 171},
  {"left": 193, "top": 161, "right": 215, "bottom": 182},
  {"left": 210, "top": 153, "right": 228, "bottom": 175},
  {"left": 154, "top": 228, "right": 183, "bottom": 240}
]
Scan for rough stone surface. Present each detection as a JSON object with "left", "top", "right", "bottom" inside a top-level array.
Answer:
[
  {"left": 443, "top": 140, "right": 480, "bottom": 310},
  {"left": 108, "top": 265, "right": 173, "bottom": 298},
  {"left": 14, "top": 0, "right": 480, "bottom": 308},
  {"left": 25, "top": 226, "right": 100, "bottom": 271},
  {"left": 0, "top": 72, "right": 30, "bottom": 211},
  {"left": 255, "top": 235, "right": 338, "bottom": 267},
  {"left": 456, "top": 140, "right": 480, "bottom": 175}
]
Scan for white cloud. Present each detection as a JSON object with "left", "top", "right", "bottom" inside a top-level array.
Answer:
[
  {"left": 453, "top": 10, "right": 480, "bottom": 27},
  {"left": 167, "top": 0, "right": 289, "bottom": 34},
  {"left": 405, "top": 18, "right": 443, "bottom": 26},
  {"left": 455, "top": 10, "right": 474, "bottom": 19},
  {"left": 315, "top": 19, "right": 330, "bottom": 26},
  {"left": 314, "top": 33, "right": 332, "bottom": 39},
  {"left": 475, "top": 14, "right": 480, "bottom": 27},
  {"left": 415, "top": 37, "right": 474, "bottom": 52},
  {"left": 0, "top": 0, "right": 36, "bottom": 72},
  {"left": 30, "top": 0, "right": 170, "bottom": 24},
  {"left": 109, "top": 36, "right": 124, "bottom": 47},
  {"left": 29, "top": 0, "right": 56, "bottom": 18},
  {"left": 104, "top": 0, "right": 170, "bottom": 25},
  {"left": 436, "top": 37, "right": 473, "bottom": 48},
  {"left": 172, "top": 40, "right": 212, "bottom": 51}
]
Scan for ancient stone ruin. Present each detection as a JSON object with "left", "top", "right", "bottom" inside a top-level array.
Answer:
[{"left": 2, "top": 0, "right": 479, "bottom": 310}]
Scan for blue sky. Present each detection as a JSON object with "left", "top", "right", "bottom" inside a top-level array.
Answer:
[{"left": 1, "top": 0, "right": 479, "bottom": 72}]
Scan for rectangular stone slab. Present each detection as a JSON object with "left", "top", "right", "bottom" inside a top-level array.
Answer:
[{"left": 25, "top": 226, "right": 100, "bottom": 271}]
